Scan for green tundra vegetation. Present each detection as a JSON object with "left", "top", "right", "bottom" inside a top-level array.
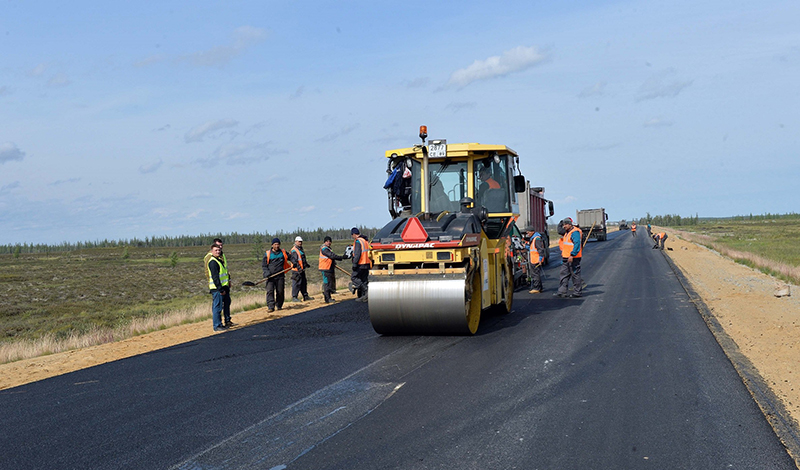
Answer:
[{"left": 0, "top": 237, "right": 359, "bottom": 345}]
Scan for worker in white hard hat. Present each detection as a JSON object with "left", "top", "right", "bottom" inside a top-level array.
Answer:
[{"left": 289, "top": 236, "right": 313, "bottom": 302}]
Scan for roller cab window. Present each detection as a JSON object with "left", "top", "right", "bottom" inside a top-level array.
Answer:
[{"left": 474, "top": 157, "right": 510, "bottom": 213}]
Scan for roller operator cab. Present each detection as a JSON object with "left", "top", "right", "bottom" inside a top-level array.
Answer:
[{"left": 368, "top": 126, "right": 528, "bottom": 335}]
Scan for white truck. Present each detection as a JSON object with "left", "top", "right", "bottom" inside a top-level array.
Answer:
[{"left": 576, "top": 208, "right": 608, "bottom": 242}]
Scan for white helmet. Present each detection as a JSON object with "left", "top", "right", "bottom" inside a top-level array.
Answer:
[{"left": 295, "top": 236, "right": 303, "bottom": 242}]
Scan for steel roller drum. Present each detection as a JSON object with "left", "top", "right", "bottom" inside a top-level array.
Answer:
[{"left": 368, "top": 273, "right": 473, "bottom": 335}]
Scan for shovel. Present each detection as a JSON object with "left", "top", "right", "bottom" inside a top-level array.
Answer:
[{"left": 241, "top": 267, "right": 292, "bottom": 287}]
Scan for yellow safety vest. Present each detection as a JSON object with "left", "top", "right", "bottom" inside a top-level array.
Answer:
[{"left": 207, "top": 256, "right": 229, "bottom": 290}]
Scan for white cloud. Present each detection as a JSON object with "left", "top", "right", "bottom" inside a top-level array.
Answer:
[
  {"left": 446, "top": 102, "right": 477, "bottom": 113},
  {"left": 315, "top": 124, "right": 360, "bottom": 143},
  {"left": 298, "top": 205, "right": 315, "bottom": 213},
  {"left": 446, "top": 46, "right": 548, "bottom": 89},
  {"left": 402, "top": 77, "right": 429, "bottom": 88},
  {"left": 636, "top": 69, "right": 693, "bottom": 102},
  {"left": 138, "top": 159, "right": 163, "bottom": 174},
  {"left": 197, "top": 141, "right": 278, "bottom": 166},
  {"left": 578, "top": 81, "right": 607, "bottom": 98},
  {"left": 184, "top": 119, "right": 239, "bottom": 143},
  {"left": 350, "top": 206, "right": 364, "bottom": 211},
  {"left": 176, "top": 26, "right": 268, "bottom": 68},
  {"left": 134, "top": 54, "right": 167, "bottom": 68},
  {"left": 28, "top": 63, "right": 48, "bottom": 77},
  {"left": 1, "top": 181, "right": 20, "bottom": 192},
  {"left": 643, "top": 117, "right": 674, "bottom": 127},
  {"left": 49, "top": 177, "right": 81, "bottom": 186},
  {"left": 47, "top": 73, "right": 71, "bottom": 87},
  {"left": 0, "top": 142, "right": 26, "bottom": 164}
]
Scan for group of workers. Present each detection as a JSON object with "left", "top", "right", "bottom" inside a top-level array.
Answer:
[
  {"left": 522, "top": 218, "right": 668, "bottom": 299},
  {"left": 207, "top": 218, "right": 669, "bottom": 330},
  {"left": 521, "top": 217, "right": 584, "bottom": 299},
  {"left": 204, "top": 228, "right": 371, "bottom": 331}
]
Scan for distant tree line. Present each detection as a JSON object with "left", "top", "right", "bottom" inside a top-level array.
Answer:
[
  {"left": 635, "top": 212, "right": 799, "bottom": 227},
  {"left": 0, "top": 226, "right": 379, "bottom": 255}
]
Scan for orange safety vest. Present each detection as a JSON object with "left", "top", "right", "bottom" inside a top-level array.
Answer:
[
  {"left": 319, "top": 245, "right": 333, "bottom": 270},
  {"left": 529, "top": 233, "right": 542, "bottom": 263},
  {"left": 267, "top": 248, "right": 291, "bottom": 271},
  {"left": 354, "top": 237, "right": 371, "bottom": 266},
  {"left": 559, "top": 226, "right": 583, "bottom": 258},
  {"left": 656, "top": 232, "right": 666, "bottom": 240},
  {"left": 631, "top": 224, "right": 637, "bottom": 232},
  {"left": 290, "top": 245, "right": 306, "bottom": 271},
  {"left": 486, "top": 177, "right": 500, "bottom": 189}
]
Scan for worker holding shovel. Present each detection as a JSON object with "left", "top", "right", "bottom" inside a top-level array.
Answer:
[{"left": 261, "top": 238, "right": 294, "bottom": 312}]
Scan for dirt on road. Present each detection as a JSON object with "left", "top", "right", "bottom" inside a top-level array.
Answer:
[{"left": 1, "top": 232, "right": 798, "bottom": 459}]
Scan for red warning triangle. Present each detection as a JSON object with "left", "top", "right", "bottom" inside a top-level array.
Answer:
[{"left": 401, "top": 217, "right": 429, "bottom": 243}]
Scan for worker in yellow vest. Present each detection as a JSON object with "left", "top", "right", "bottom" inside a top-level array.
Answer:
[
  {"left": 206, "top": 244, "right": 230, "bottom": 331},
  {"left": 555, "top": 218, "right": 584, "bottom": 298}
]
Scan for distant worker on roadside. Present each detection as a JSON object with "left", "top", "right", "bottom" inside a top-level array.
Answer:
[
  {"left": 525, "top": 226, "right": 545, "bottom": 294},
  {"left": 206, "top": 244, "right": 231, "bottom": 331},
  {"left": 262, "top": 238, "right": 293, "bottom": 312},
  {"left": 319, "top": 236, "right": 345, "bottom": 304},
  {"left": 349, "top": 228, "right": 371, "bottom": 302},
  {"left": 647, "top": 223, "right": 652, "bottom": 237},
  {"left": 555, "top": 218, "right": 584, "bottom": 298},
  {"left": 631, "top": 222, "right": 637, "bottom": 237},
  {"left": 289, "top": 236, "right": 313, "bottom": 302},
  {"left": 653, "top": 232, "right": 668, "bottom": 250}
]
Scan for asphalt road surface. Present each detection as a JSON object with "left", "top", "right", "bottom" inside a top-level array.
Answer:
[{"left": 1, "top": 231, "right": 795, "bottom": 469}]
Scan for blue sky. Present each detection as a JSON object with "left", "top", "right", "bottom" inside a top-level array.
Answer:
[{"left": 1, "top": 0, "right": 798, "bottom": 245}]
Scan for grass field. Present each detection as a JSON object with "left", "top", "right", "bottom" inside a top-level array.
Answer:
[
  {"left": 664, "top": 217, "right": 800, "bottom": 284},
  {"left": 0, "top": 240, "right": 354, "bottom": 346}
]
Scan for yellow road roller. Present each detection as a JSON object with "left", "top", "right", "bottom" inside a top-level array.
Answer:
[{"left": 368, "top": 126, "right": 529, "bottom": 335}]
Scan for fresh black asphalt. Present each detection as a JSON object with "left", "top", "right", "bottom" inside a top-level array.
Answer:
[{"left": 0, "top": 231, "right": 795, "bottom": 469}]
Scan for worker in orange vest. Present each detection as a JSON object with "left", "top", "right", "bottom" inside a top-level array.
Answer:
[
  {"left": 653, "top": 232, "right": 668, "bottom": 250},
  {"left": 555, "top": 218, "right": 584, "bottom": 298},
  {"left": 262, "top": 238, "right": 293, "bottom": 312},
  {"left": 319, "top": 236, "right": 345, "bottom": 303},
  {"left": 525, "top": 226, "right": 545, "bottom": 294},
  {"left": 631, "top": 222, "right": 637, "bottom": 237},
  {"left": 289, "top": 236, "right": 313, "bottom": 302},
  {"left": 349, "top": 227, "right": 371, "bottom": 302}
]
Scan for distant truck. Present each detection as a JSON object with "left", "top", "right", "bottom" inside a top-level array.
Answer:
[
  {"left": 619, "top": 220, "right": 629, "bottom": 230},
  {"left": 576, "top": 208, "right": 608, "bottom": 242}
]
